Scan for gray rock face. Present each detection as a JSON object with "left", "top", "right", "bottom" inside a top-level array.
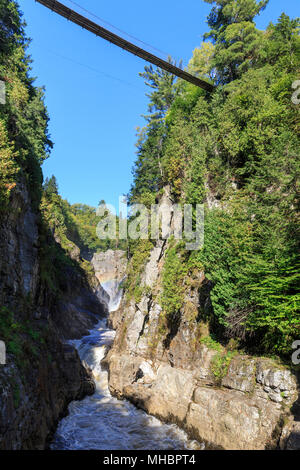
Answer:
[
  {"left": 222, "top": 356, "right": 256, "bottom": 393},
  {"left": 104, "top": 235, "right": 299, "bottom": 450},
  {"left": 255, "top": 360, "right": 297, "bottom": 404},
  {"left": 92, "top": 250, "right": 127, "bottom": 312},
  {"left": 0, "top": 343, "right": 95, "bottom": 450},
  {"left": 141, "top": 242, "right": 163, "bottom": 288},
  {"left": 280, "top": 420, "right": 300, "bottom": 450},
  {"left": 92, "top": 250, "right": 127, "bottom": 285},
  {"left": 0, "top": 183, "right": 40, "bottom": 305},
  {"left": 0, "top": 182, "right": 101, "bottom": 449},
  {"left": 19, "top": 202, "right": 39, "bottom": 294},
  {"left": 186, "top": 387, "right": 278, "bottom": 450}
]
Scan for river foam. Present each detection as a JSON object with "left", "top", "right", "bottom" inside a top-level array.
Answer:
[{"left": 51, "top": 280, "right": 201, "bottom": 450}]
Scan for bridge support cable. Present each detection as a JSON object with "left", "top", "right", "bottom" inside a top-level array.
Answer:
[{"left": 35, "top": 0, "right": 214, "bottom": 92}]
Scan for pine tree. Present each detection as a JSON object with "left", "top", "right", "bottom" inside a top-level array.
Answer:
[
  {"left": 204, "top": 0, "right": 268, "bottom": 83},
  {"left": 130, "top": 59, "right": 180, "bottom": 203},
  {"left": 139, "top": 56, "right": 180, "bottom": 126},
  {"left": 44, "top": 175, "right": 59, "bottom": 196}
]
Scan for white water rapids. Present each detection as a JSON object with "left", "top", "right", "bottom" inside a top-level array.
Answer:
[{"left": 51, "top": 282, "right": 201, "bottom": 450}]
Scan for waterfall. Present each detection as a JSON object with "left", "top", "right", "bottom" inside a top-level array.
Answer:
[
  {"left": 101, "top": 278, "right": 124, "bottom": 312},
  {"left": 50, "top": 279, "right": 200, "bottom": 450}
]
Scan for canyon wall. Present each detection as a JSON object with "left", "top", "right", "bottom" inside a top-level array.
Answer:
[
  {"left": 0, "top": 182, "right": 106, "bottom": 449},
  {"left": 104, "top": 195, "right": 300, "bottom": 450}
]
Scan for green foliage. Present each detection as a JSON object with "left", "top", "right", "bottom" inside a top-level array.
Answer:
[
  {"left": 124, "top": 239, "right": 153, "bottom": 302},
  {"left": 130, "top": 59, "right": 180, "bottom": 204},
  {"left": 242, "top": 257, "right": 300, "bottom": 354},
  {"left": 210, "top": 350, "right": 237, "bottom": 383},
  {"left": 40, "top": 188, "right": 99, "bottom": 293},
  {"left": 40, "top": 181, "right": 125, "bottom": 295},
  {"left": 67, "top": 201, "right": 126, "bottom": 252},
  {"left": 161, "top": 239, "right": 188, "bottom": 319},
  {"left": 188, "top": 42, "right": 215, "bottom": 80},
  {"left": 128, "top": 4, "right": 300, "bottom": 357},
  {"left": 44, "top": 175, "right": 59, "bottom": 197},
  {"left": 204, "top": 0, "right": 268, "bottom": 83},
  {"left": 130, "top": 124, "right": 165, "bottom": 202},
  {"left": 139, "top": 57, "right": 180, "bottom": 125},
  {"left": 0, "top": 306, "right": 43, "bottom": 369},
  {"left": 0, "top": 0, "right": 52, "bottom": 213},
  {"left": 259, "top": 13, "right": 300, "bottom": 73},
  {"left": 0, "top": 119, "right": 20, "bottom": 211},
  {"left": 200, "top": 203, "right": 254, "bottom": 327}
]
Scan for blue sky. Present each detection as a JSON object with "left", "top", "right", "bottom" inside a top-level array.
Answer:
[{"left": 18, "top": 0, "right": 299, "bottom": 210}]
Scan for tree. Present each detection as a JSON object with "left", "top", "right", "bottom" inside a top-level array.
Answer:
[
  {"left": 130, "top": 58, "right": 180, "bottom": 203},
  {"left": 139, "top": 56, "right": 180, "bottom": 126},
  {"left": 0, "top": 0, "right": 25, "bottom": 56},
  {"left": 44, "top": 175, "right": 58, "bottom": 196},
  {"left": 204, "top": 0, "right": 268, "bottom": 83},
  {"left": 0, "top": 0, "right": 52, "bottom": 210},
  {"left": 188, "top": 42, "right": 215, "bottom": 80}
]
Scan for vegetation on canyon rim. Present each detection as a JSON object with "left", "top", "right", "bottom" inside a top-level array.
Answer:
[
  {"left": 128, "top": 0, "right": 300, "bottom": 356},
  {"left": 0, "top": 0, "right": 299, "bottom": 362},
  {"left": 0, "top": 0, "right": 115, "bottom": 368}
]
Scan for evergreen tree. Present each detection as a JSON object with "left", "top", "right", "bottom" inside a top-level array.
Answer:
[
  {"left": 129, "top": 2, "right": 300, "bottom": 355},
  {"left": 139, "top": 57, "right": 180, "bottom": 126},
  {"left": 0, "top": 0, "right": 52, "bottom": 211},
  {"left": 188, "top": 42, "right": 215, "bottom": 80},
  {"left": 44, "top": 175, "right": 59, "bottom": 196},
  {"left": 259, "top": 13, "right": 300, "bottom": 72},
  {"left": 204, "top": 0, "right": 268, "bottom": 83},
  {"left": 130, "top": 59, "right": 179, "bottom": 203}
]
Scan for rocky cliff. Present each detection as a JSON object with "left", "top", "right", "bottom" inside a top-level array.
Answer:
[
  {"left": 104, "top": 217, "right": 300, "bottom": 450},
  {"left": 0, "top": 182, "right": 106, "bottom": 449}
]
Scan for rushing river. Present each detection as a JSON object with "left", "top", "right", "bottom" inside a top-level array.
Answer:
[{"left": 51, "top": 284, "right": 201, "bottom": 450}]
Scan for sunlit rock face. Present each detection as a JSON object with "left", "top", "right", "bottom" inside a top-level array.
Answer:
[
  {"left": 92, "top": 250, "right": 127, "bottom": 285},
  {"left": 103, "top": 237, "right": 299, "bottom": 450}
]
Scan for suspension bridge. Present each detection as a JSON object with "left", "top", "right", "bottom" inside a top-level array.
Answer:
[{"left": 35, "top": 0, "right": 214, "bottom": 92}]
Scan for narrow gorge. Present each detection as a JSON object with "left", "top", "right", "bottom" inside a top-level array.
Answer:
[
  {"left": 0, "top": 0, "right": 299, "bottom": 453},
  {"left": 51, "top": 250, "right": 201, "bottom": 450}
]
